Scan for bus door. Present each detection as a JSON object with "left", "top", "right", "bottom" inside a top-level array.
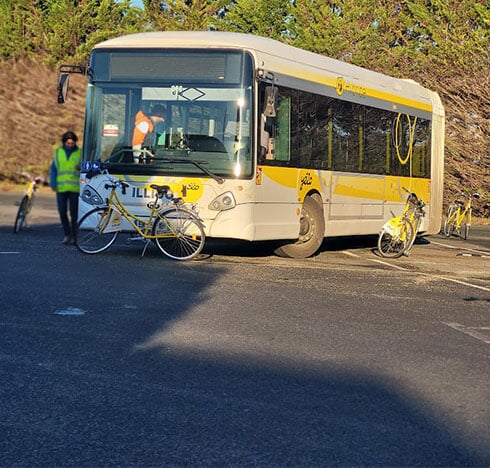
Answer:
[{"left": 254, "top": 84, "right": 303, "bottom": 240}]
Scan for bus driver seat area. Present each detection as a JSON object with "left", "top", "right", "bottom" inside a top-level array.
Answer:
[{"left": 187, "top": 135, "right": 227, "bottom": 153}]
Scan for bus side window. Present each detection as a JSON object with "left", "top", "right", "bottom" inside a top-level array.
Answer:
[
  {"left": 260, "top": 85, "right": 278, "bottom": 159},
  {"left": 276, "top": 97, "right": 291, "bottom": 162},
  {"left": 260, "top": 113, "right": 271, "bottom": 159},
  {"left": 259, "top": 86, "right": 292, "bottom": 163}
]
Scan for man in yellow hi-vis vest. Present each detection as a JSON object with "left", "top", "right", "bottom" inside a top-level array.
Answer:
[{"left": 50, "top": 131, "right": 81, "bottom": 244}]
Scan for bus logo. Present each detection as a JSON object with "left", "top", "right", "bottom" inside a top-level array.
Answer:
[
  {"left": 300, "top": 172, "right": 313, "bottom": 191},
  {"left": 336, "top": 77, "right": 345, "bottom": 96}
]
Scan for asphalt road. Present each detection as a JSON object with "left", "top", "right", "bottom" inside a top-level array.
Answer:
[{"left": 1, "top": 190, "right": 489, "bottom": 466}]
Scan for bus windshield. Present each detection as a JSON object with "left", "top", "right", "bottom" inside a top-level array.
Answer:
[{"left": 83, "top": 49, "right": 254, "bottom": 179}]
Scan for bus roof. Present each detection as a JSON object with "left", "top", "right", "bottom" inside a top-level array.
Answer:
[{"left": 94, "top": 31, "right": 440, "bottom": 113}]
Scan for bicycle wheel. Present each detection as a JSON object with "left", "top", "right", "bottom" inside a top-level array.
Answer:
[
  {"left": 462, "top": 208, "right": 471, "bottom": 240},
  {"left": 404, "top": 217, "right": 421, "bottom": 254},
  {"left": 443, "top": 204, "right": 458, "bottom": 237},
  {"left": 152, "top": 207, "right": 205, "bottom": 260},
  {"left": 377, "top": 219, "right": 414, "bottom": 258},
  {"left": 13, "top": 195, "right": 28, "bottom": 233},
  {"left": 76, "top": 207, "right": 119, "bottom": 254}
]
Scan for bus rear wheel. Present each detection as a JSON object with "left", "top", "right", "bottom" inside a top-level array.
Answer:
[{"left": 274, "top": 196, "right": 324, "bottom": 258}]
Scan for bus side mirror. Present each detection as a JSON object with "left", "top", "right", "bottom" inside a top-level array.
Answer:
[
  {"left": 57, "top": 65, "right": 87, "bottom": 104},
  {"left": 263, "top": 86, "right": 278, "bottom": 118},
  {"left": 57, "top": 73, "right": 70, "bottom": 104}
]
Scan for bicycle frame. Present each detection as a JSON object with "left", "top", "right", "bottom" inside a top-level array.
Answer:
[
  {"left": 453, "top": 199, "right": 471, "bottom": 228},
  {"left": 386, "top": 194, "right": 420, "bottom": 235},
  {"left": 23, "top": 178, "right": 40, "bottom": 208},
  {"left": 13, "top": 176, "right": 42, "bottom": 233},
  {"left": 99, "top": 187, "right": 171, "bottom": 240},
  {"left": 444, "top": 191, "right": 478, "bottom": 239},
  {"left": 78, "top": 174, "right": 206, "bottom": 260},
  {"left": 25, "top": 182, "right": 35, "bottom": 198},
  {"left": 378, "top": 188, "right": 425, "bottom": 258}
]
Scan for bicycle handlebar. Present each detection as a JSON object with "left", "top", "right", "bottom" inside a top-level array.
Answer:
[
  {"left": 458, "top": 191, "right": 480, "bottom": 199},
  {"left": 402, "top": 186, "right": 425, "bottom": 208},
  {"left": 104, "top": 178, "right": 130, "bottom": 195}
]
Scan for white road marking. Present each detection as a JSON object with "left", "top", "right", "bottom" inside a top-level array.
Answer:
[
  {"left": 430, "top": 239, "right": 490, "bottom": 256},
  {"left": 366, "top": 258, "right": 409, "bottom": 271},
  {"left": 457, "top": 253, "right": 490, "bottom": 258},
  {"left": 53, "top": 307, "right": 87, "bottom": 316},
  {"left": 0, "top": 251, "right": 20, "bottom": 254},
  {"left": 430, "top": 275, "right": 490, "bottom": 292},
  {"left": 343, "top": 251, "right": 490, "bottom": 292},
  {"left": 443, "top": 322, "right": 490, "bottom": 344},
  {"left": 342, "top": 251, "right": 408, "bottom": 271}
]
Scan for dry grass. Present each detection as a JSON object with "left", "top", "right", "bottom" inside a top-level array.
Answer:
[
  {"left": 436, "top": 71, "right": 490, "bottom": 214},
  {"left": 0, "top": 59, "right": 85, "bottom": 181}
]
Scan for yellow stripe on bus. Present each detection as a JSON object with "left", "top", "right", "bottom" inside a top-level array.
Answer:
[
  {"left": 278, "top": 65, "right": 433, "bottom": 113},
  {"left": 332, "top": 176, "right": 385, "bottom": 200},
  {"left": 261, "top": 166, "right": 431, "bottom": 204}
]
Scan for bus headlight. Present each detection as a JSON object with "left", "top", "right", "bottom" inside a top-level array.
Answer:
[
  {"left": 208, "top": 192, "right": 236, "bottom": 211},
  {"left": 81, "top": 186, "right": 104, "bottom": 205}
]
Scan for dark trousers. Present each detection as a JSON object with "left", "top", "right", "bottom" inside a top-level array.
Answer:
[{"left": 56, "top": 191, "right": 79, "bottom": 237}]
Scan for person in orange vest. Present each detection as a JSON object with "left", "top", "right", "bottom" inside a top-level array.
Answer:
[
  {"left": 132, "top": 104, "right": 168, "bottom": 162},
  {"left": 50, "top": 131, "right": 81, "bottom": 244}
]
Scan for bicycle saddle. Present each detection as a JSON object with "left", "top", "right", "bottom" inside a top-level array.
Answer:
[{"left": 150, "top": 184, "right": 171, "bottom": 196}]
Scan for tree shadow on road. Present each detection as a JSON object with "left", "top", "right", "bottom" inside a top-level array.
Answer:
[{"left": 0, "top": 223, "right": 488, "bottom": 466}]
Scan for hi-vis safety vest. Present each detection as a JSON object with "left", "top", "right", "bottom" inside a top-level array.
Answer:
[
  {"left": 54, "top": 147, "right": 80, "bottom": 193},
  {"left": 132, "top": 110, "right": 154, "bottom": 146}
]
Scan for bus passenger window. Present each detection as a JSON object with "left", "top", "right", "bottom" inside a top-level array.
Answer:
[
  {"left": 275, "top": 97, "right": 291, "bottom": 162},
  {"left": 258, "top": 84, "right": 292, "bottom": 164},
  {"left": 259, "top": 113, "right": 270, "bottom": 159}
]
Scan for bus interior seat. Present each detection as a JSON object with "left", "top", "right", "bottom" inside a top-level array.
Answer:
[{"left": 187, "top": 135, "right": 227, "bottom": 153}]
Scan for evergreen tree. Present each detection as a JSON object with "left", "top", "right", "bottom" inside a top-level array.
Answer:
[
  {"left": 290, "top": 0, "right": 489, "bottom": 77},
  {"left": 221, "top": 0, "right": 294, "bottom": 42},
  {"left": 0, "top": 0, "right": 143, "bottom": 63},
  {"left": 400, "top": 0, "right": 489, "bottom": 73},
  {"left": 0, "top": 0, "right": 35, "bottom": 59},
  {"left": 144, "top": 0, "right": 228, "bottom": 31}
]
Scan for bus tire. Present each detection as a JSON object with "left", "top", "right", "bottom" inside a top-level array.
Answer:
[{"left": 274, "top": 196, "right": 325, "bottom": 258}]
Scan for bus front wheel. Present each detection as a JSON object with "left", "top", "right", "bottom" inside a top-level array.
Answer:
[{"left": 274, "top": 196, "right": 325, "bottom": 258}]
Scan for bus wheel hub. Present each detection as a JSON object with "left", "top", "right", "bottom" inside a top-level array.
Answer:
[{"left": 298, "top": 212, "right": 314, "bottom": 243}]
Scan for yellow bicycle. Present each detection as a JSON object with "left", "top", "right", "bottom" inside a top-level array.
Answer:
[
  {"left": 76, "top": 174, "right": 205, "bottom": 260},
  {"left": 377, "top": 188, "right": 426, "bottom": 258},
  {"left": 13, "top": 175, "right": 42, "bottom": 233},
  {"left": 443, "top": 191, "right": 480, "bottom": 240}
]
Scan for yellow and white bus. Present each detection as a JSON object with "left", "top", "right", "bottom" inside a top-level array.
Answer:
[{"left": 61, "top": 31, "right": 444, "bottom": 258}]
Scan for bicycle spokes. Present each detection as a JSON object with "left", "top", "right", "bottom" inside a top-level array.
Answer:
[{"left": 153, "top": 209, "right": 205, "bottom": 260}]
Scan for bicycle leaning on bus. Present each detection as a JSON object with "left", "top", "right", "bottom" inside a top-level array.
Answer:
[
  {"left": 443, "top": 191, "right": 480, "bottom": 240},
  {"left": 76, "top": 171, "right": 206, "bottom": 261},
  {"left": 13, "top": 175, "right": 43, "bottom": 233},
  {"left": 377, "top": 187, "right": 426, "bottom": 258}
]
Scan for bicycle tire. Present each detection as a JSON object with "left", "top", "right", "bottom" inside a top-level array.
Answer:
[
  {"left": 443, "top": 204, "right": 458, "bottom": 237},
  {"left": 76, "top": 207, "right": 119, "bottom": 254},
  {"left": 13, "top": 195, "right": 28, "bottom": 233},
  {"left": 152, "top": 207, "right": 205, "bottom": 260},
  {"left": 377, "top": 219, "right": 414, "bottom": 258},
  {"left": 462, "top": 208, "right": 471, "bottom": 240},
  {"left": 24, "top": 194, "right": 33, "bottom": 216},
  {"left": 405, "top": 217, "right": 421, "bottom": 253}
]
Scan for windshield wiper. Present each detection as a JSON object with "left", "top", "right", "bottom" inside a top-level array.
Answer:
[{"left": 157, "top": 157, "right": 224, "bottom": 184}]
